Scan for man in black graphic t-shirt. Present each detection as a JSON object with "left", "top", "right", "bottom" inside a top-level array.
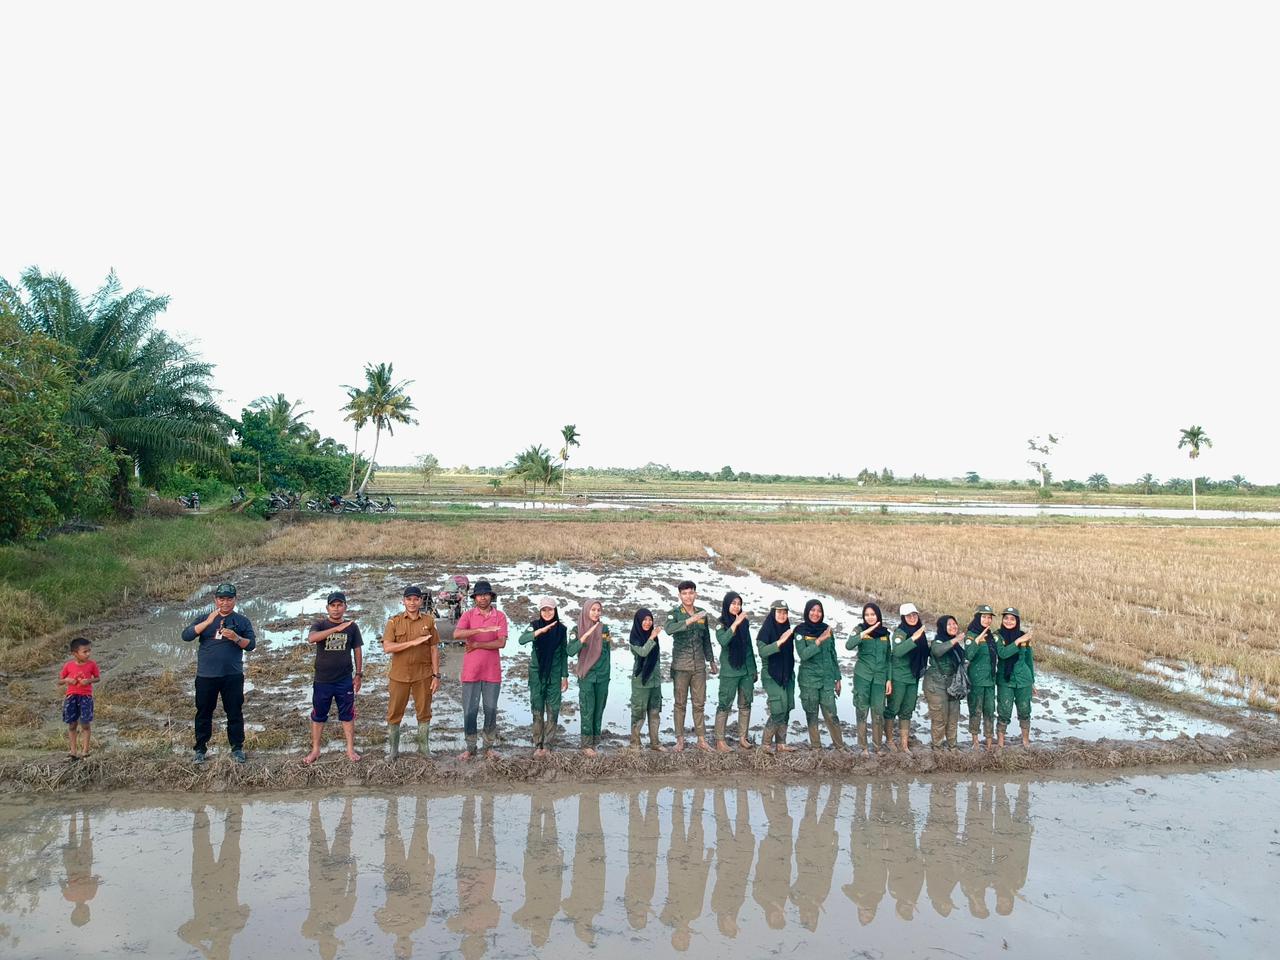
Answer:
[{"left": 303, "top": 591, "right": 364, "bottom": 764}]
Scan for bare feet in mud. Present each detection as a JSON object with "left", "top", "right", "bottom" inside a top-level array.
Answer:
[
  {"left": 582, "top": 747, "right": 598, "bottom": 757},
  {"left": 459, "top": 750, "right": 473, "bottom": 761},
  {"left": 695, "top": 739, "right": 712, "bottom": 752},
  {"left": 673, "top": 740, "right": 686, "bottom": 753},
  {"left": 715, "top": 741, "right": 732, "bottom": 753},
  {"left": 862, "top": 748, "right": 872, "bottom": 757},
  {"left": 485, "top": 749, "right": 500, "bottom": 760},
  {"left": 302, "top": 750, "right": 321, "bottom": 765},
  {"left": 345, "top": 749, "right": 362, "bottom": 762},
  {"left": 776, "top": 742, "right": 797, "bottom": 753},
  {"left": 651, "top": 744, "right": 667, "bottom": 752}
]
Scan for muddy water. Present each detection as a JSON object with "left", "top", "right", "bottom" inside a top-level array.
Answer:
[
  {"left": 105, "top": 559, "right": 1228, "bottom": 753},
  {"left": 1, "top": 764, "right": 1276, "bottom": 959}
]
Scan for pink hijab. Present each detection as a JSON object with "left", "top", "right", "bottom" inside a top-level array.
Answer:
[{"left": 574, "top": 600, "right": 605, "bottom": 678}]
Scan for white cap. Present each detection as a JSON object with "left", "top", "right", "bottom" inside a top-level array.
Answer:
[
  {"left": 899, "top": 603, "right": 919, "bottom": 617},
  {"left": 535, "top": 596, "right": 557, "bottom": 610}
]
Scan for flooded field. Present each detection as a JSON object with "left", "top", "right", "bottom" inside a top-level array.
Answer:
[
  {"left": 1, "top": 763, "right": 1276, "bottom": 958},
  {"left": 75, "top": 558, "right": 1234, "bottom": 758}
]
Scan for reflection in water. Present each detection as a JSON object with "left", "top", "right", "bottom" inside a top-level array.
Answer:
[
  {"left": 710, "top": 788, "right": 755, "bottom": 939},
  {"left": 447, "top": 795, "right": 500, "bottom": 960},
  {"left": 623, "top": 788, "right": 661, "bottom": 931},
  {"left": 843, "top": 783, "right": 890, "bottom": 925},
  {"left": 302, "top": 798, "right": 358, "bottom": 960},
  {"left": 792, "top": 784, "right": 840, "bottom": 930},
  {"left": 753, "top": 784, "right": 793, "bottom": 930},
  {"left": 961, "top": 783, "right": 995, "bottom": 919},
  {"left": 921, "top": 782, "right": 962, "bottom": 917},
  {"left": 562, "top": 788, "right": 606, "bottom": 945},
  {"left": 993, "top": 783, "right": 1032, "bottom": 916},
  {"left": 376, "top": 796, "right": 434, "bottom": 960},
  {"left": 886, "top": 782, "right": 923, "bottom": 920},
  {"left": 60, "top": 811, "right": 99, "bottom": 927},
  {"left": 661, "top": 788, "right": 712, "bottom": 951},
  {"left": 512, "top": 795, "right": 562, "bottom": 947},
  {"left": 177, "top": 804, "right": 250, "bottom": 960}
]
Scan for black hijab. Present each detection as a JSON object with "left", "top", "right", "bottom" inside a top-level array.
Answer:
[
  {"left": 901, "top": 613, "right": 930, "bottom": 679},
  {"left": 861, "top": 603, "right": 890, "bottom": 640},
  {"left": 757, "top": 608, "right": 795, "bottom": 686},
  {"left": 795, "top": 599, "right": 827, "bottom": 637},
  {"left": 967, "top": 613, "right": 998, "bottom": 678},
  {"left": 719, "top": 591, "right": 751, "bottom": 671},
  {"left": 630, "top": 608, "right": 659, "bottom": 684},
  {"left": 998, "top": 613, "right": 1025, "bottom": 682},
  {"left": 935, "top": 615, "right": 965, "bottom": 670},
  {"left": 529, "top": 608, "right": 566, "bottom": 680}
]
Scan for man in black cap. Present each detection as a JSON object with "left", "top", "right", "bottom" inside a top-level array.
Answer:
[
  {"left": 381, "top": 585, "right": 441, "bottom": 760},
  {"left": 453, "top": 579, "right": 508, "bottom": 759},
  {"left": 181, "top": 582, "right": 257, "bottom": 764},
  {"left": 303, "top": 591, "right": 364, "bottom": 764}
]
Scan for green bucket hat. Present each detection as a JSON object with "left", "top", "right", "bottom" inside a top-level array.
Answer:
[
  {"left": 1003, "top": 606, "right": 1021, "bottom": 618},
  {"left": 974, "top": 604, "right": 993, "bottom": 616},
  {"left": 214, "top": 583, "right": 237, "bottom": 598}
]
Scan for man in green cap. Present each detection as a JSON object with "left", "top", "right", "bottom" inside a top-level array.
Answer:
[
  {"left": 963, "top": 605, "right": 997, "bottom": 750},
  {"left": 181, "top": 582, "right": 257, "bottom": 764}
]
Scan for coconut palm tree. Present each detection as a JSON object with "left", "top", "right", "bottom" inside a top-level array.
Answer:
[
  {"left": 1177, "top": 426, "right": 1213, "bottom": 511},
  {"left": 559, "top": 424, "right": 580, "bottom": 493},
  {"left": 353, "top": 362, "right": 417, "bottom": 495},
  {"left": 1230, "top": 474, "right": 1248, "bottom": 490},
  {"left": 1137, "top": 472, "right": 1157, "bottom": 495},
  {"left": 1086, "top": 473, "right": 1110, "bottom": 491},
  {"left": 339, "top": 386, "right": 369, "bottom": 494},
  {"left": 509, "top": 444, "right": 555, "bottom": 497},
  {"left": 250, "top": 393, "right": 314, "bottom": 443},
  {"left": 0, "top": 267, "right": 229, "bottom": 515}
]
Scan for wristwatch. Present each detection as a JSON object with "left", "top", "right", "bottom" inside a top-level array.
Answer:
[{"left": 432, "top": 673, "right": 441, "bottom": 679}]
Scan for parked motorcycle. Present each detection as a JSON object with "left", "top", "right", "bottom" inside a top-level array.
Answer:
[
  {"left": 230, "top": 486, "right": 247, "bottom": 505},
  {"left": 328, "top": 494, "right": 363, "bottom": 514},
  {"left": 177, "top": 492, "right": 200, "bottom": 510}
]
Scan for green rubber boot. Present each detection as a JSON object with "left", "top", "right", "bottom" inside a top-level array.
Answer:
[
  {"left": 387, "top": 723, "right": 401, "bottom": 761},
  {"left": 416, "top": 723, "right": 430, "bottom": 757}
]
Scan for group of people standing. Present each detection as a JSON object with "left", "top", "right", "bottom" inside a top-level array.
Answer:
[{"left": 175, "top": 576, "right": 1035, "bottom": 763}]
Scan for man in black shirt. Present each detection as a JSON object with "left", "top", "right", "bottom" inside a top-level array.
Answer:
[{"left": 303, "top": 591, "right": 364, "bottom": 763}]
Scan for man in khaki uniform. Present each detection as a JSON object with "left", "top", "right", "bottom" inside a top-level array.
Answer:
[{"left": 382, "top": 584, "right": 441, "bottom": 759}]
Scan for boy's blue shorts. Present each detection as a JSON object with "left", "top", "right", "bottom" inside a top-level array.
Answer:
[
  {"left": 311, "top": 680, "right": 356, "bottom": 723},
  {"left": 63, "top": 694, "right": 94, "bottom": 725}
]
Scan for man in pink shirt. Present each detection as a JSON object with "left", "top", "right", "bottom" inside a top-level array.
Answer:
[{"left": 453, "top": 579, "right": 508, "bottom": 759}]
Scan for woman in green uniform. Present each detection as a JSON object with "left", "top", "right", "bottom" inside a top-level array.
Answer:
[
  {"left": 629, "top": 607, "right": 665, "bottom": 751},
  {"left": 714, "top": 591, "right": 758, "bottom": 752},
  {"left": 963, "top": 604, "right": 997, "bottom": 751},
  {"left": 756, "top": 600, "right": 797, "bottom": 753},
  {"left": 923, "top": 615, "right": 965, "bottom": 749},
  {"left": 995, "top": 607, "right": 1035, "bottom": 748},
  {"left": 846, "top": 603, "right": 891, "bottom": 755},
  {"left": 795, "top": 599, "right": 845, "bottom": 750},
  {"left": 886, "top": 603, "right": 930, "bottom": 755},
  {"left": 517, "top": 596, "right": 569, "bottom": 756},
  {"left": 569, "top": 599, "right": 611, "bottom": 756}
]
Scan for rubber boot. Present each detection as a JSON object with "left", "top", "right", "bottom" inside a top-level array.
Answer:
[
  {"left": 387, "top": 723, "right": 401, "bottom": 761},
  {"left": 899, "top": 719, "right": 912, "bottom": 755},
  {"left": 871, "top": 715, "right": 886, "bottom": 754},
  {"left": 630, "top": 719, "right": 643, "bottom": 750},
  {"left": 997, "top": 722, "right": 1007, "bottom": 749},
  {"left": 826, "top": 711, "right": 845, "bottom": 750},
  {"left": 714, "top": 710, "right": 730, "bottom": 751},
  {"left": 856, "top": 715, "right": 868, "bottom": 752},
  {"left": 416, "top": 723, "right": 430, "bottom": 757},
  {"left": 738, "top": 705, "right": 753, "bottom": 749},
  {"left": 648, "top": 710, "right": 662, "bottom": 750},
  {"left": 1020, "top": 720, "right": 1031, "bottom": 747},
  {"left": 547, "top": 710, "right": 559, "bottom": 750},
  {"left": 807, "top": 719, "right": 822, "bottom": 750}
]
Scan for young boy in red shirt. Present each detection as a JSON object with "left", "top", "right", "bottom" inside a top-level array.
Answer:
[{"left": 60, "top": 637, "right": 99, "bottom": 759}]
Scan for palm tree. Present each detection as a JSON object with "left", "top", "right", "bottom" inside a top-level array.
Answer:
[
  {"left": 1137, "top": 472, "right": 1157, "bottom": 495},
  {"left": 508, "top": 444, "right": 554, "bottom": 497},
  {"left": 1086, "top": 473, "right": 1110, "bottom": 491},
  {"left": 249, "top": 394, "right": 313, "bottom": 443},
  {"left": 1177, "top": 426, "right": 1213, "bottom": 511},
  {"left": 353, "top": 363, "right": 417, "bottom": 495},
  {"left": 1, "top": 268, "right": 229, "bottom": 515},
  {"left": 340, "top": 386, "right": 369, "bottom": 494},
  {"left": 559, "top": 424, "right": 580, "bottom": 493},
  {"left": 1231, "top": 474, "right": 1248, "bottom": 490}
]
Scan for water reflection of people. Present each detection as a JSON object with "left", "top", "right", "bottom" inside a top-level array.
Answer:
[
  {"left": 376, "top": 796, "right": 435, "bottom": 960},
  {"left": 752, "top": 783, "right": 793, "bottom": 930},
  {"left": 447, "top": 795, "right": 501, "bottom": 960},
  {"left": 661, "top": 788, "right": 712, "bottom": 951},
  {"left": 561, "top": 788, "right": 606, "bottom": 945},
  {"left": 959, "top": 782, "right": 995, "bottom": 919},
  {"left": 841, "top": 783, "right": 890, "bottom": 925},
  {"left": 512, "top": 795, "right": 563, "bottom": 948},
  {"left": 791, "top": 784, "right": 839, "bottom": 931},
  {"left": 992, "top": 783, "right": 1033, "bottom": 916},
  {"left": 623, "top": 788, "right": 661, "bottom": 931},
  {"left": 301, "top": 798, "right": 358, "bottom": 960},
  {"left": 177, "top": 804, "right": 251, "bottom": 960},
  {"left": 60, "top": 811, "right": 100, "bottom": 927},
  {"left": 920, "top": 782, "right": 962, "bottom": 917},
  {"left": 885, "top": 783, "right": 923, "bottom": 921},
  {"left": 710, "top": 788, "right": 755, "bottom": 939}
]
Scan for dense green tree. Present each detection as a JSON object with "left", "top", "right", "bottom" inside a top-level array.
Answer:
[{"left": 1086, "top": 473, "right": 1110, "bottom": 491}]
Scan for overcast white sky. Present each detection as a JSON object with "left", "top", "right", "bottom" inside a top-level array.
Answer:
[{"left": 4, "top": 2, "right": 1276, "bottom": 482}]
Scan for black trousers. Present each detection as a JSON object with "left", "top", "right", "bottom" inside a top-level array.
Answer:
[{"left": 194, "top": 674, "right": 245, "bottom": 751}]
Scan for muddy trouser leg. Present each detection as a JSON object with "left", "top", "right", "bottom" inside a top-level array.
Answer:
[
  {"left": 968, "top": 687, "right": 994, "bottom": 739},
  {"left": 821, "top": 688, "right": 843, "bottom": 748},
  {"left": 996, "top": 682, "right": 1013, "bottom": 735},
  {"left": 691, "top": 669, "right": 708, "bottom": 741},
  {"left": 479, "top": 681, "right": 500, "bottom": 750},
  {"left": 647, "top": 687, "right": 663, "bottom": 748},
  {"left": 765, "top": 682, "right": 790, "bottom": 747},
  {"left": 715, "top": 674, "right": 736, "bottom": 745},
  {"left": 738, "top": 679, "right": 753, "bottom": 744},
  {"left": 591, "top": 678, "right": 608, "bottom": 747},
  {"left": 530, "top": 676, "right": 545, "bottom": 749},
  {"left": 946, "top": 696, "right": 961, "bottom": 747},
  {"left": 672, "top": 670, "right": 691, "bottom": 741},
  {"left": 978, "top": 687, "right": 996, "bottom": 739},
  {"left": 630, "top": 682, "right": 646, "bottom": 746},
  {"left": 924, "top": 685, "right": 947, "bottom": 747},
  {"left": 1014, "top": 685, "right": 1032, "bottom": 735},
  {"left": 580, "top": 679, "right": 599, "bottom": 747},
  {"left": 546, "top": 680, "right": 562, "bottom": 749},
  {"left": 800, "top": 685, "right": 821, "bottom": 747},
  {"left": 462, "top": 681, "right": 481, "bottom": 752}
]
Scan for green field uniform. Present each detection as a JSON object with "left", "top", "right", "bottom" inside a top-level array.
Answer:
[
  {"left": 757, "top": 633, "right": 795, "bottom": 746},
  {"left": 665, "top": 606, "right": 716, "bottom": 741},
  {"left": 886, "top": 626, "right": 924, "bottom": 720},
  {"left": 923, "top": 635, "right": 964, "bottom": 748},
  {"left": 996, "top": 639, "right": 1035, "bottom": 729},
  {"left": 629, "top": 635, "right": 663, "bottom": 748},
  {"left": 715, "top": 623, "right": 758, "bottom": 746},
  {"left": 796, "top": 631, "right": 844, "bottom": 749},
  {"left": 518, "top": 625, "right": 569, "bottom": 749},
  {"left": 847, "top": 629, "right": 891, "bottom": 749},
  {"left": 569, "top": 624, "right": 611, "bottom": 746},
  {"left": 964, "top": 630, "right": 997, "bottom": 740}
]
